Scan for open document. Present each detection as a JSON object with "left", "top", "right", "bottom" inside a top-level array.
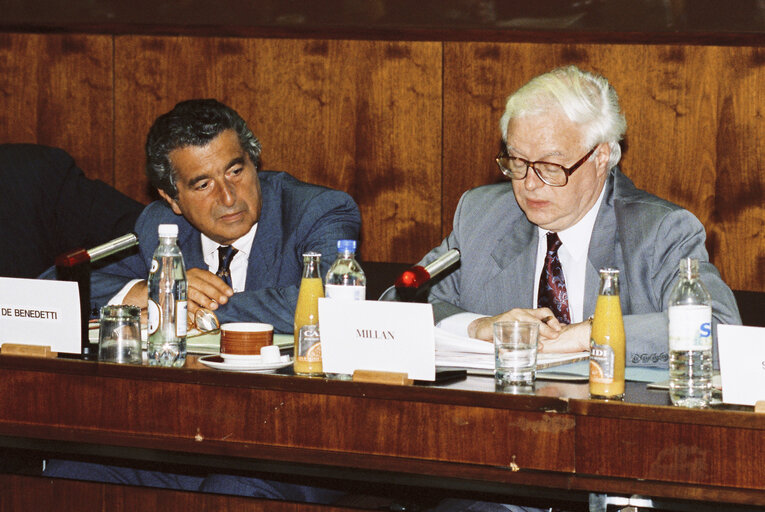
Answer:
[{"left": 435, "top": 327, "right": 589, "bottom": 370}]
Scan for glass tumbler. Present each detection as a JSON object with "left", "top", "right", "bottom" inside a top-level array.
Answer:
[{"left": 98, "top": 305, "right": 142, "bottom": 364}]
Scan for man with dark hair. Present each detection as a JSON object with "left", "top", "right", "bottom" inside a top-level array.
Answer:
[
  {"left": 44, "top": 99, "right": 360, "bottom": 504},
  {"left": 0, "top": 143, "right": 143, "bottom": 279},
  {"left": 91, "top": 99, "right": 361, "bottom": 333}
]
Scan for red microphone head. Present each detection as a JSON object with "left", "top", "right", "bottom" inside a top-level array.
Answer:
[{"left": 395, "top": 265, "right": 431, "bottom": 289}]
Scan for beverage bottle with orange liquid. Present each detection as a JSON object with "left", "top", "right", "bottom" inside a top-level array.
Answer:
[
  {"left": 589, "top": 268, "right": 625, "bottom": 399},
  {"left": 294, "top": 252, "right": 324, "bottom": 375}
]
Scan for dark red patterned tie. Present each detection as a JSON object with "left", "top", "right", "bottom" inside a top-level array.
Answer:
[
  {"left": 216, "top": 246, "right": 238, "bottom": 287},
  {"left": 537, "top": 232, "right": 571, "bottom": 324}
]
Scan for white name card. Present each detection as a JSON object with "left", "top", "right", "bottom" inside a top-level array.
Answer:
[
  {"left": 318, "top": 299, "right": 435, "bottom": 381},
  {"left": 717, "top": 324, "right": 765, "bottom": 406},
  {"left": 0, "top": 277, "right": 81, "bottom": 354}
]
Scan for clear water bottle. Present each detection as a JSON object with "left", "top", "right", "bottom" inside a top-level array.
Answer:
[
  {"left": 147, "top": 224, "right": 187, "bottom": 367},
  {"left": 668, "top": 258, "right": 713, "bottom": 407},
  {"left": 325, "top": 240, "right": 366, "bottom": 300}
]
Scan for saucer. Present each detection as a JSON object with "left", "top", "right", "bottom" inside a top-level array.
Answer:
[
  {"left": 220, "top": 352, "right": 274, "bottom": 365},
  {"left": 199, "top": 354, "right": 292, "bottom": 373}
]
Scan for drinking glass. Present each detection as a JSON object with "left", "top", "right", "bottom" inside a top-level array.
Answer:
[
  {"left": 98, "top": 305, "right": 142, "bottom": 364},
  {"left": 494, "top": 321, "right": 539, "bottom": 386}
]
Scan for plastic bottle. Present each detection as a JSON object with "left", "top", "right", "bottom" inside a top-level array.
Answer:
[
  {"left": 668, "top": 258, "right": 713, "bottom": 408},
  {"left": 325, "top": 240, "right": 366, "bottom": 301},
  {"left": 293, "top": 252, "right": 324, "bottom": 375},
  {"left": 589, "top": 268, "right": 625, "bottom": 400},
  {"left": 147, "top": 224, "right": 188, "bottom": 367}
]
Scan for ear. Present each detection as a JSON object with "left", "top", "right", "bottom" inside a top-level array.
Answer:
[
  {"left": 157, "top": 189, "right": 183, "bottom": 216},
  {"left": 593, "top": 143, "right": 611, "bottom": 178}
]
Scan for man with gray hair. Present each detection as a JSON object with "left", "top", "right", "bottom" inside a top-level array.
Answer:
[{"left": 418, "top": 65, "right": 740, "bottom": 366}]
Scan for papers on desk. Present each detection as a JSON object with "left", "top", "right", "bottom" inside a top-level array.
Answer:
[{"left": 434, "top": 327, "right": 589, "bottom": 370}]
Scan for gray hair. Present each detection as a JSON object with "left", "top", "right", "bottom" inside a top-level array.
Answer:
[
  {"left": 146, "top": 99, "right": 262, "bottom": 198},
  {"left": 499, "top": 65, "right": 627, "bottom": 170}
]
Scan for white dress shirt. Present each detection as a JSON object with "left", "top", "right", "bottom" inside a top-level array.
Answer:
[
  {"left": 200, "top": 223, "right": 258, "bottom": 293},
  {"left": 109, "top": 222, "right": 258, "bottom": 304},
  {"left": 438, "top": 185, "right": 606, "bottom": 337}
]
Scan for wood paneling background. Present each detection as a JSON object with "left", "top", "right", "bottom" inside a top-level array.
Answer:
[
  {"left": 1, "top": 32, "right": 762, "bottom": 291},
  {"left": 113, "top": 36, "right": 442, "bottom": 264},
  {"left": 0, "top": 33, "right": 113, "bottom": 183}
]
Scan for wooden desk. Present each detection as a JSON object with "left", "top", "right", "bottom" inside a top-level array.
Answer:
[{"left": 0, "top": 355, "right": 762, "bottom": 510}]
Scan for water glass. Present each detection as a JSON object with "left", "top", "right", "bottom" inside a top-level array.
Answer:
[
  {"left": 494, "top": 321, "right": 539, "bottom": 386},
  {"left": 99, "top": 305, "right": 142, "bottom": 364}
]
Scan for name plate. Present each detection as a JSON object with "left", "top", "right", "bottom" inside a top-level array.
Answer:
[
  {"left": 318, "top": 299, "right": 435, "bottom": 381},
  {"left": 0, "top": 277, "right": 81, "bottom": 354},
  {"left": 717, "top": 324, "right": 765, "bottom": 406}
]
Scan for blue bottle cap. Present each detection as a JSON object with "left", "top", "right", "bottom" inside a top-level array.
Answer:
[{"left": 337, "top": 240, "right": 356, "bottom": 252}]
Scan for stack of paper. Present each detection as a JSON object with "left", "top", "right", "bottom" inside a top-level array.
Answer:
[{"left": 435, "top": 327, "right": 589, "bottom": 370}]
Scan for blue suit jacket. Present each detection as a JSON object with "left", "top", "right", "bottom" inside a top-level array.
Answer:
[
  {"left": 90, "top": 171, "right": 360, "bottom": 333},
  {"left": 418, "top": 168, "right": 741, "bottom": 367}
]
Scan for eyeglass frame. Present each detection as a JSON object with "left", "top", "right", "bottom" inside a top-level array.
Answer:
[{"left": 495, "top": 145, "right": 598, "bottom": 187}]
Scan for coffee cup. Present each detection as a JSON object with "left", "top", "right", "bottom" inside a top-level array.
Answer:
[{"left": 220, "top": 323, "right": 274, "bottom": 358}]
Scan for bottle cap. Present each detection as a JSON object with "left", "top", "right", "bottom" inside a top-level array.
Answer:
[
  {"left": 337, "top": 240, "right": 356, "bottom": 253},
  {"left": 158, "top": 224, "right": 178, "bottom": 238}
]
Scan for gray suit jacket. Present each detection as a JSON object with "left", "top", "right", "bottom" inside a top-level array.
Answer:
[{"left": 418, "top": 168, "right": 741, "bottom": 367}]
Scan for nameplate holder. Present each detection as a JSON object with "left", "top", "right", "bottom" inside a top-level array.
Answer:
[
  {"left": 1, "top": 343, "right": 58, "bottom": 358},
  {"left": 318, "top": 299, "right": 435, "bottom": 381},
  {"left": 0, "top": 277, "right": 81, "bottom": 355},
  {"left": 352, "top": 369, "right": 413, "bottom": 386},
  {"left": 717, "top": 324, "right": 765, "bottom": 407}
]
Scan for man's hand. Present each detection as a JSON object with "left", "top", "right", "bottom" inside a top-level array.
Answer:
[
  {"left": 123, "top": 281, "right": 148, "bottom": 308},
  {"left": 186, "top": 268, "right": 234, "bottom": 316},
  {"left": 538, "top": 320, "right": 591, "bottom": 354},
  {"left": 467, "top": 307, "right": 563, "bottom": 342}
]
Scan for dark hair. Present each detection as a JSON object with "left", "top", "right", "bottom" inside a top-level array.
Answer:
[{"left": 145, "top": 99, "right": 262, "bottom": 197}]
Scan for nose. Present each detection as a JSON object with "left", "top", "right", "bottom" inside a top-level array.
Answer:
[
  {"left": 217, "top": 178, "right": 236, "bottom": 206},
  {"left": 523, "top": 164, "right": 545, "bottom": 191}
]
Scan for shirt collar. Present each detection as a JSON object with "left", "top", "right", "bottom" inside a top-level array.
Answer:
[
  {"left": 538, "top": 182, "right": 606, "bottom": 262},
  {"left": 201, "top": 222, "right": 258, "bottom": 260}
]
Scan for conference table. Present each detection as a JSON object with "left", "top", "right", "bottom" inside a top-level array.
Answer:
[{"left": 0, "top": 353, "right": 762, "bottom": 511}]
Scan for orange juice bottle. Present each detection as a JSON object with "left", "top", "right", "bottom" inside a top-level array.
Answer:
[
  {"left": 293, "top": 252, "right": 324, "bottom": 375},
  {"left": 589, "top": 268, "right": 625, "bottom": 399}
]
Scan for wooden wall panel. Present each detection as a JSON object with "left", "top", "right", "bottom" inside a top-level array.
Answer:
[
  {"left": 114, "top": 36, "right": 442, "bottom": 263},
  {"left": 0, "top": 33, "right": 113, "bottom": 184},
  {"left": 443, "top": 42, "right": 764, "bottom": 291}
]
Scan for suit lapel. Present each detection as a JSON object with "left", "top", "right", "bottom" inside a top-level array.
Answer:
[
  {"left": 585, "top": 171, "right": 619, "bottom": 318},
  {"left": 245, "top": 178, "right": 280, "bottom": 289},
  {"left": 487, "top": 217, "right": 537, "bottom": 310}
]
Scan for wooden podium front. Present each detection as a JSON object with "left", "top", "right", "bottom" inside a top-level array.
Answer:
[{"left": 0, "top": 355, "right": 762, "bottom": 510}]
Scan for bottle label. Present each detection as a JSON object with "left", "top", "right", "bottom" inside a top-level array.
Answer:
[
  {"left": 325, "top": 284, "right": 366, "bottom": 301},
  {"left": 668, "top": 305, "right": 712, "bottom": 351},
  {"left": 175, "top": 300, "right": 187, "bottom": 337},
  {"left": 590, "top": 341, "right": 615, "bottom": 383},
  {"left": 147, "top": 299, "right": 160, "bottom": 334},
  {"left": 297, "top": 324, "right": 321, "bottom": 362}
]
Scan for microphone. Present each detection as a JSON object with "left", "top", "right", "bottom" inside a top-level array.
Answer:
[
  {"left": 395, "top": 248, "right": 460, "bottom": 290},
  {"left": 379, "top": 248, "right": 461, "bottom": 301},
  {"left": 54, "top": 232, "right": 139, "bottom": 359},
  {"left": 55, "top": 233, "right": 139, "bottom": 267}
]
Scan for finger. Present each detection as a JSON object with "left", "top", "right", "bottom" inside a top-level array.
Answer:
[{"left": 187, "top": 269, "right": 233, "bottom": 306}]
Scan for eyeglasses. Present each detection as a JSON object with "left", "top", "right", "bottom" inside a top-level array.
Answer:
[{"left": 496, "top": 146, "right": 597, "bottom": 187}]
